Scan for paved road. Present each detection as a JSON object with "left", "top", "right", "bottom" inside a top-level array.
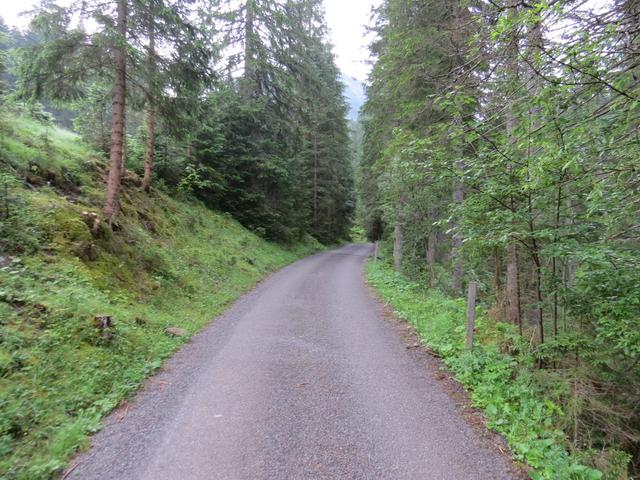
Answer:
[{"left": 68, "top": 244, "right": 513, "bottom": 480}]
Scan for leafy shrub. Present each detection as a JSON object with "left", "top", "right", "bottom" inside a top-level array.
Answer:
[{"left": 366, "top": 260, "right": 606, "bottom": 480}]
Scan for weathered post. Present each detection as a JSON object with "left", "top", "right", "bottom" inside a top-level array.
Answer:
[
  {"left": 374, "top": 241, "right": 379, "bottom": 262},
  {"left": 466, "top": 281, "right": 477, "bottom": 351}
]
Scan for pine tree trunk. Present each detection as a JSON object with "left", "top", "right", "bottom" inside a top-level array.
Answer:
[
  {"left": 104, "top": 0, "right": 127, "bottom": 224},
  {"left": 242, "top": 0, "right": 257, "bottom": 98},
  {"left": 493, "top": 247, "right": 502, "bottom": 303},
  {"left": 121, "top": 118, "right": 127, "bottom": 177},
  {"left": 143, "top": 106, "right": 154, "bottom": 192},
  {"left": 506, "top": 241, "right": 521, "bottom": 330},
  {"left": 533, "top": 257, "right": 544, "bottom": 344},
  {"left": 143, "top": 3, "right": 155, "bottom": 193},
  {"left": 525, "top": 17, "right": 544, "bottom": 343},
  {"left": 119, "top": 47, "right": 129, "bottom": 183},
  {"left": 313, "top": 134, "right": 318, "bottom": 228},
  {"left": 426, "top": 228, "right": 437, "bottom": 287},
  {"left": 551, "top": 175, "right": 563, "bottom": 337},
  {"left": 393, "top": 223, "right": 403, "bottom": 271},
  {"left": 449, "top": 7, "right": 468, "bottom": 295},
  {"left": 504, "top": 0, "right": 521, "bottom": 328},
  {"left": 451, "top": 158, "right": 464, "bottom": 294}
]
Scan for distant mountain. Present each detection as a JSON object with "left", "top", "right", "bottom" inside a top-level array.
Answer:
[{"left": 340, "top": 74, "right": 366, "bottom": 121}]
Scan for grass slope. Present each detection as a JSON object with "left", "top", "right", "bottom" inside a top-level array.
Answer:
[
  {"left": 0, "top": 113, "right": 321, "bottom": 479},
  {"left": 365, "top": 260, "right": 630, "bottom": 480}
]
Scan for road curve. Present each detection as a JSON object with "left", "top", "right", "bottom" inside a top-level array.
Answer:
[{"left": 68, "top": 243, "right": 513, "bottom": 480}]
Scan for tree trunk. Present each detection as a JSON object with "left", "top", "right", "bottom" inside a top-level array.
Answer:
[
  {"left": 143, "top": 2, "right": 155, "bottom": 193},
  {"left": 449, "top": 8, "right": 468, "bottom": 295},
  {"left": 504, "top": 0, "right": 521, "bottom": 329},
  {"left": 103, "top": 0, "right": 127, "bottom": 224},
  {"left": 534, "top": 259, "right": 544, "bottom": 344},
  {"left": 493, "top": 247, "right": 502, "bottom": 303},
  {"left": 426, "top": 228, "right": 437, "bottom": 287},
  {"left": 143, "top": 105, "right": 154, "bottom": 192},
  {"left": 451, "top": 158, "right": 464, "bottom": 294},
  {"left": 393, "top": 223, "right": 403, "bottom": 271},
  {"left": 552, "top": 177, "right": 563, "bottom": 337},
  {"left": 241, "top": 0, "right": 257, "bottom": 98},
  {"left": 121, "top": 119, "right": 127, "bottom": 177},
  {"left": 313, "top": 133, "right": 318, "bottom": 228},
  {"left": 506, "top": 241, "right": 521, "bottom": 330}
]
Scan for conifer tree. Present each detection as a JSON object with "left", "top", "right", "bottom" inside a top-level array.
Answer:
[
  {"left": 195, "top": 0, "right": 353, "bottom": 241},
  {"left": 18, "top": 0, "right": 214, "bottom": 222}
]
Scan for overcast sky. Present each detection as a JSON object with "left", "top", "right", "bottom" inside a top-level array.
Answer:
[
  {"left": 324, "top": 0, "right": 380, "bottom": 80},
  {"left": 1, "top": 0, "right": 379, "bottom": 81}
]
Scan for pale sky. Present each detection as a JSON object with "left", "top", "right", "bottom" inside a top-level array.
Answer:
[
  {"left": 324, "top": 0, "right": 380, "bottom": 81},
  {"left": 1, "top": 0, "right": 379, "bottom": 81},
  {"left": 1, "top": 3, "right": 37, "bottom": 28}
]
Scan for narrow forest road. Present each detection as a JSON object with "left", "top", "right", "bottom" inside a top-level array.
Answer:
[{"left": 68, "top": 244, "right": 514, "bottom": 480}]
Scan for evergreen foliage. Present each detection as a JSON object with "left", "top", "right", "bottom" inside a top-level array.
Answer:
[
  {"left": 359, "top": 0, "right": 640, "bottom": 475},
  {"left": 8, "top": 0, "right": 640, "bottom": 476},
  {"left": 0, "top": 113, "right": 321, "bottom": 478},
  {"left": 0, "top": 5, "right": 356, "bottom": 473},
  {"left": 1, "top": 0, "right": 354, "bottom": 243},
  {"left": 190, "top": 0, "right": 354, "bottom": 241}
]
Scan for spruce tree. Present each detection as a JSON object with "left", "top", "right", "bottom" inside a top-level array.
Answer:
[{"left": 18, "top": 0, "right": 214, "bottom": 222}]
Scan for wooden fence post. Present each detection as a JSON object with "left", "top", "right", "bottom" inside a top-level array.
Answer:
[
  {"left": 466, "top": 281, "right": 477, "bottom": 351},
  {"left": 374, "top": 241, "right": 379, "bottom": 262}
]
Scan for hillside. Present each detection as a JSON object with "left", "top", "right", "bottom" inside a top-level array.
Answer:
[
  {"left": 0, "top": 111, "right": 321, "bottom": 479},
  {"left": 340, "top": 74, "right": 365, "bottom": 121}
]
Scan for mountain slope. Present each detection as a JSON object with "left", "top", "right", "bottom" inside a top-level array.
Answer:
[
  {"left": 0, "top": 111, "right": 321, "bottom": 479},
  {"left": 340, "top": 74, "right": 366, "bottom": 121}
]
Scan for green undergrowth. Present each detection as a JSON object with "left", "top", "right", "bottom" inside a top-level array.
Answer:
[
  {"left": 0, "top": 113, "right": 322, "bottom": 479},
  {"left": 365, "top": 260, "right": 617, "bottom": 480}
]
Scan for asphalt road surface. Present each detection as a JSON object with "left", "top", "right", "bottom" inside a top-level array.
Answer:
[{"left": 67, "top": 243, "right": 513, "bottom": 480}]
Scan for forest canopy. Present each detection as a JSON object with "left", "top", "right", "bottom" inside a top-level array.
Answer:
[
  {"left": 358, "top": 0, "right": 640, "bottom": 474},
  {"left": 1, "top": 0, "right": 640, "bottom": 476},
  {"left": 1, "top": 0, "right": 354, "bottom": 243}
]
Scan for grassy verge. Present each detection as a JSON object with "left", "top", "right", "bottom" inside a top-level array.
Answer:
[
  {"left": 0, "top": 113, "right": 322, "bottom": 479},
  {"left": 365, "top": 260, "right": 617, "bottom": 480}
]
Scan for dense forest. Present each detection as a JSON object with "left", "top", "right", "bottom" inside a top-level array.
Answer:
[
  {"left": 1, "top": 0, "right": 354, "bottom": 244},
  {"left": 2, "top": 0, "right": 640, "bottom": 478},
  {"left": 0, "top": 2, "right": 353, "bottom": 477},
  {"left": 359, "top": 0, "right": 640, "bottom": 475}
]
